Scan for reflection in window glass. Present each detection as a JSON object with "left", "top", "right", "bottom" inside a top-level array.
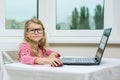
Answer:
[
  {"left": 6, "top": 0, "right": 38, "bottom": 29},
  {"left": 56, "top": 0, "right": 104, "bottom": 30}
]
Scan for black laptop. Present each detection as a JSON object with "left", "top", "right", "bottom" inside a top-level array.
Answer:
[{"left": 61, "top": 28, "right": 112, "bottom": 65}]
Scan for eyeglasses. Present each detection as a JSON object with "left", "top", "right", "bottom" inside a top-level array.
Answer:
[{"left": 28, "top": 28, "right": 45, "bottom": 34}]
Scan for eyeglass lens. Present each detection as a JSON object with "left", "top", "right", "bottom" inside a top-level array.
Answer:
[{"left": 29, "top": 28, "right": 44, "bottom": 34}]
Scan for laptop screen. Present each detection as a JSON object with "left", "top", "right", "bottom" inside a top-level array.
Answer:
[{"left": 95, "top": 28, "right": 112, "bottom": 63}]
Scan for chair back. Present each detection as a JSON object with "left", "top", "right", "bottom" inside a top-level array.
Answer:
[{"left": 0, "top": 42, "right": 20, "bottom": 80}]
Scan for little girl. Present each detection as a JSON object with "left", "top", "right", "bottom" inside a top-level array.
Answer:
[{"left": 18, "top": 18, "right": 63, "bottom": 67}]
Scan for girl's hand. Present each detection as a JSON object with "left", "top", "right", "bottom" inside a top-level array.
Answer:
[
  {"left": 46, "top": 57, "right": 63, "bottom": 67},
  {"left": 35, "top": 57, "right": 63, "bottom": 67}
]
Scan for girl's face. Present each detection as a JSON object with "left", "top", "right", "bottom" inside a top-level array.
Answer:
[{"left": 26, "top": 23, "right": 44, "bottom": 42}]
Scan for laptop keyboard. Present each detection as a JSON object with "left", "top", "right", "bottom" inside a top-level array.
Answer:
[{"left": 61, "top": 57, "right": 95, "bottom": 63}]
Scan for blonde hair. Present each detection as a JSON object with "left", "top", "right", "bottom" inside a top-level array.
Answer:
[{"left": 24, "top": 18, "right": 47, "bottom": 57}]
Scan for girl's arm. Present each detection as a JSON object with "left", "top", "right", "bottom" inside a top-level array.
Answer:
[
  {"left": 18, "top": 43, "right": 37, "bottom": 64},
  {"left": 35, "top": 49, "right": 62, "bottom": 66},
  {"left": 19, "top": 44, "right": 62, "bottom": 66},
  {"left": 46, "top": 49, "right": 61, "bottom": 58},
  {"left": 34, "top": 57, "right": 62, "bottom": 67}
]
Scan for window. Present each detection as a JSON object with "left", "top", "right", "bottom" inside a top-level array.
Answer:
[
  {"left": 0, "top": 0, "right": 38, "bottom": 36},
  {"left": 56, "top": 0, "right": 104, "bottom": 30},
  {"left": 6, "top": 0, "right": 38, "bottom": 29},
  {"left": 0, "top": 0, "right": 119, "bottom": 43},
  {"left": 41, "top": 0, "right": 114, "bottom": 43}
]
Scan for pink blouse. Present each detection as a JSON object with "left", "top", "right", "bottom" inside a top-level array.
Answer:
[{"left": 18, "top": 43, "right": 55, "bottom": 65}]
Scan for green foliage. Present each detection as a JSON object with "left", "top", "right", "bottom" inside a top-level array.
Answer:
[
  {"left": 70, "top": 6, "right": 90, "bottom": 29},
  {"left": 79, "top": 6, "right": 90, "bottom": 29},
  {"left": 94, "top": 4, "right": 104, "bottom": 29},
  {"left": 70, "top": 4, "right": 104, "bottom": 30},
  {"left": 71, "top": 8, "right": 79, "bottom": 29}
]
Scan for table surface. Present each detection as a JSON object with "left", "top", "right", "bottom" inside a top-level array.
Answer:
[{"left": 3, "top": 58, "right": 120, "bottom": 80}]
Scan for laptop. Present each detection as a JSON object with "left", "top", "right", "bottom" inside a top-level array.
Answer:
[{"left": 61, "top": 28, "right": 112, "bottom": 65}]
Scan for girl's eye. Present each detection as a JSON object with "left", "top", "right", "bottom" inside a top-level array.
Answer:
[
  {"left": 28, "top": 28, "right": 44, "bottom": 34},
  {"left": 37, "top": 29, "right": 41, "bottom": 31},
  {"left": 30, "top": 29, "right": 34, "bottom": 31}
]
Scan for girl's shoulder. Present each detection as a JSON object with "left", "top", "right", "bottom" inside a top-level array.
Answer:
[{"left": 19, "top": 42, "right": 30, "bottom": 49}]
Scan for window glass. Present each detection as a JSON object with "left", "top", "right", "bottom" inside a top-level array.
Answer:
[
  {"left": 56, "top": 0, "right": 104, "bottom": 30},
  {"left": 5, "top": 0, "right": 38, "bottom": 29}
]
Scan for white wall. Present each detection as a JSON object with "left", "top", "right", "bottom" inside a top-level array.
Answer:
[{"left": 48, "top": 43, "right": 120, "bottom": 58}]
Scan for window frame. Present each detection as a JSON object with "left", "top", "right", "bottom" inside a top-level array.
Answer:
[
  {"left": 0, "top": 0, "right": 120, "bottom": 43},
  {"left": 39, "top": 0, "right": 115, "bottom": 43}
]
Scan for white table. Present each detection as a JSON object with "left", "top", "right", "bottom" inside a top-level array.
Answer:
[{"left": 3, "top": 58, "right": 120, "bottom": 80}]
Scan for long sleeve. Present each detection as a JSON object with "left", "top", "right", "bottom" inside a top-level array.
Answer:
[
  {"left": 18, "top": 43, "right": 36, "bottom": 64},
  {"left": 18, "top": 43, "right": 60, "bottom": 65},
  {"left": 46, "top": 49, "right": 54, "bottom": 55},
  {"left": 46, "top": 49, "right": 60, "bottom": 57}
]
